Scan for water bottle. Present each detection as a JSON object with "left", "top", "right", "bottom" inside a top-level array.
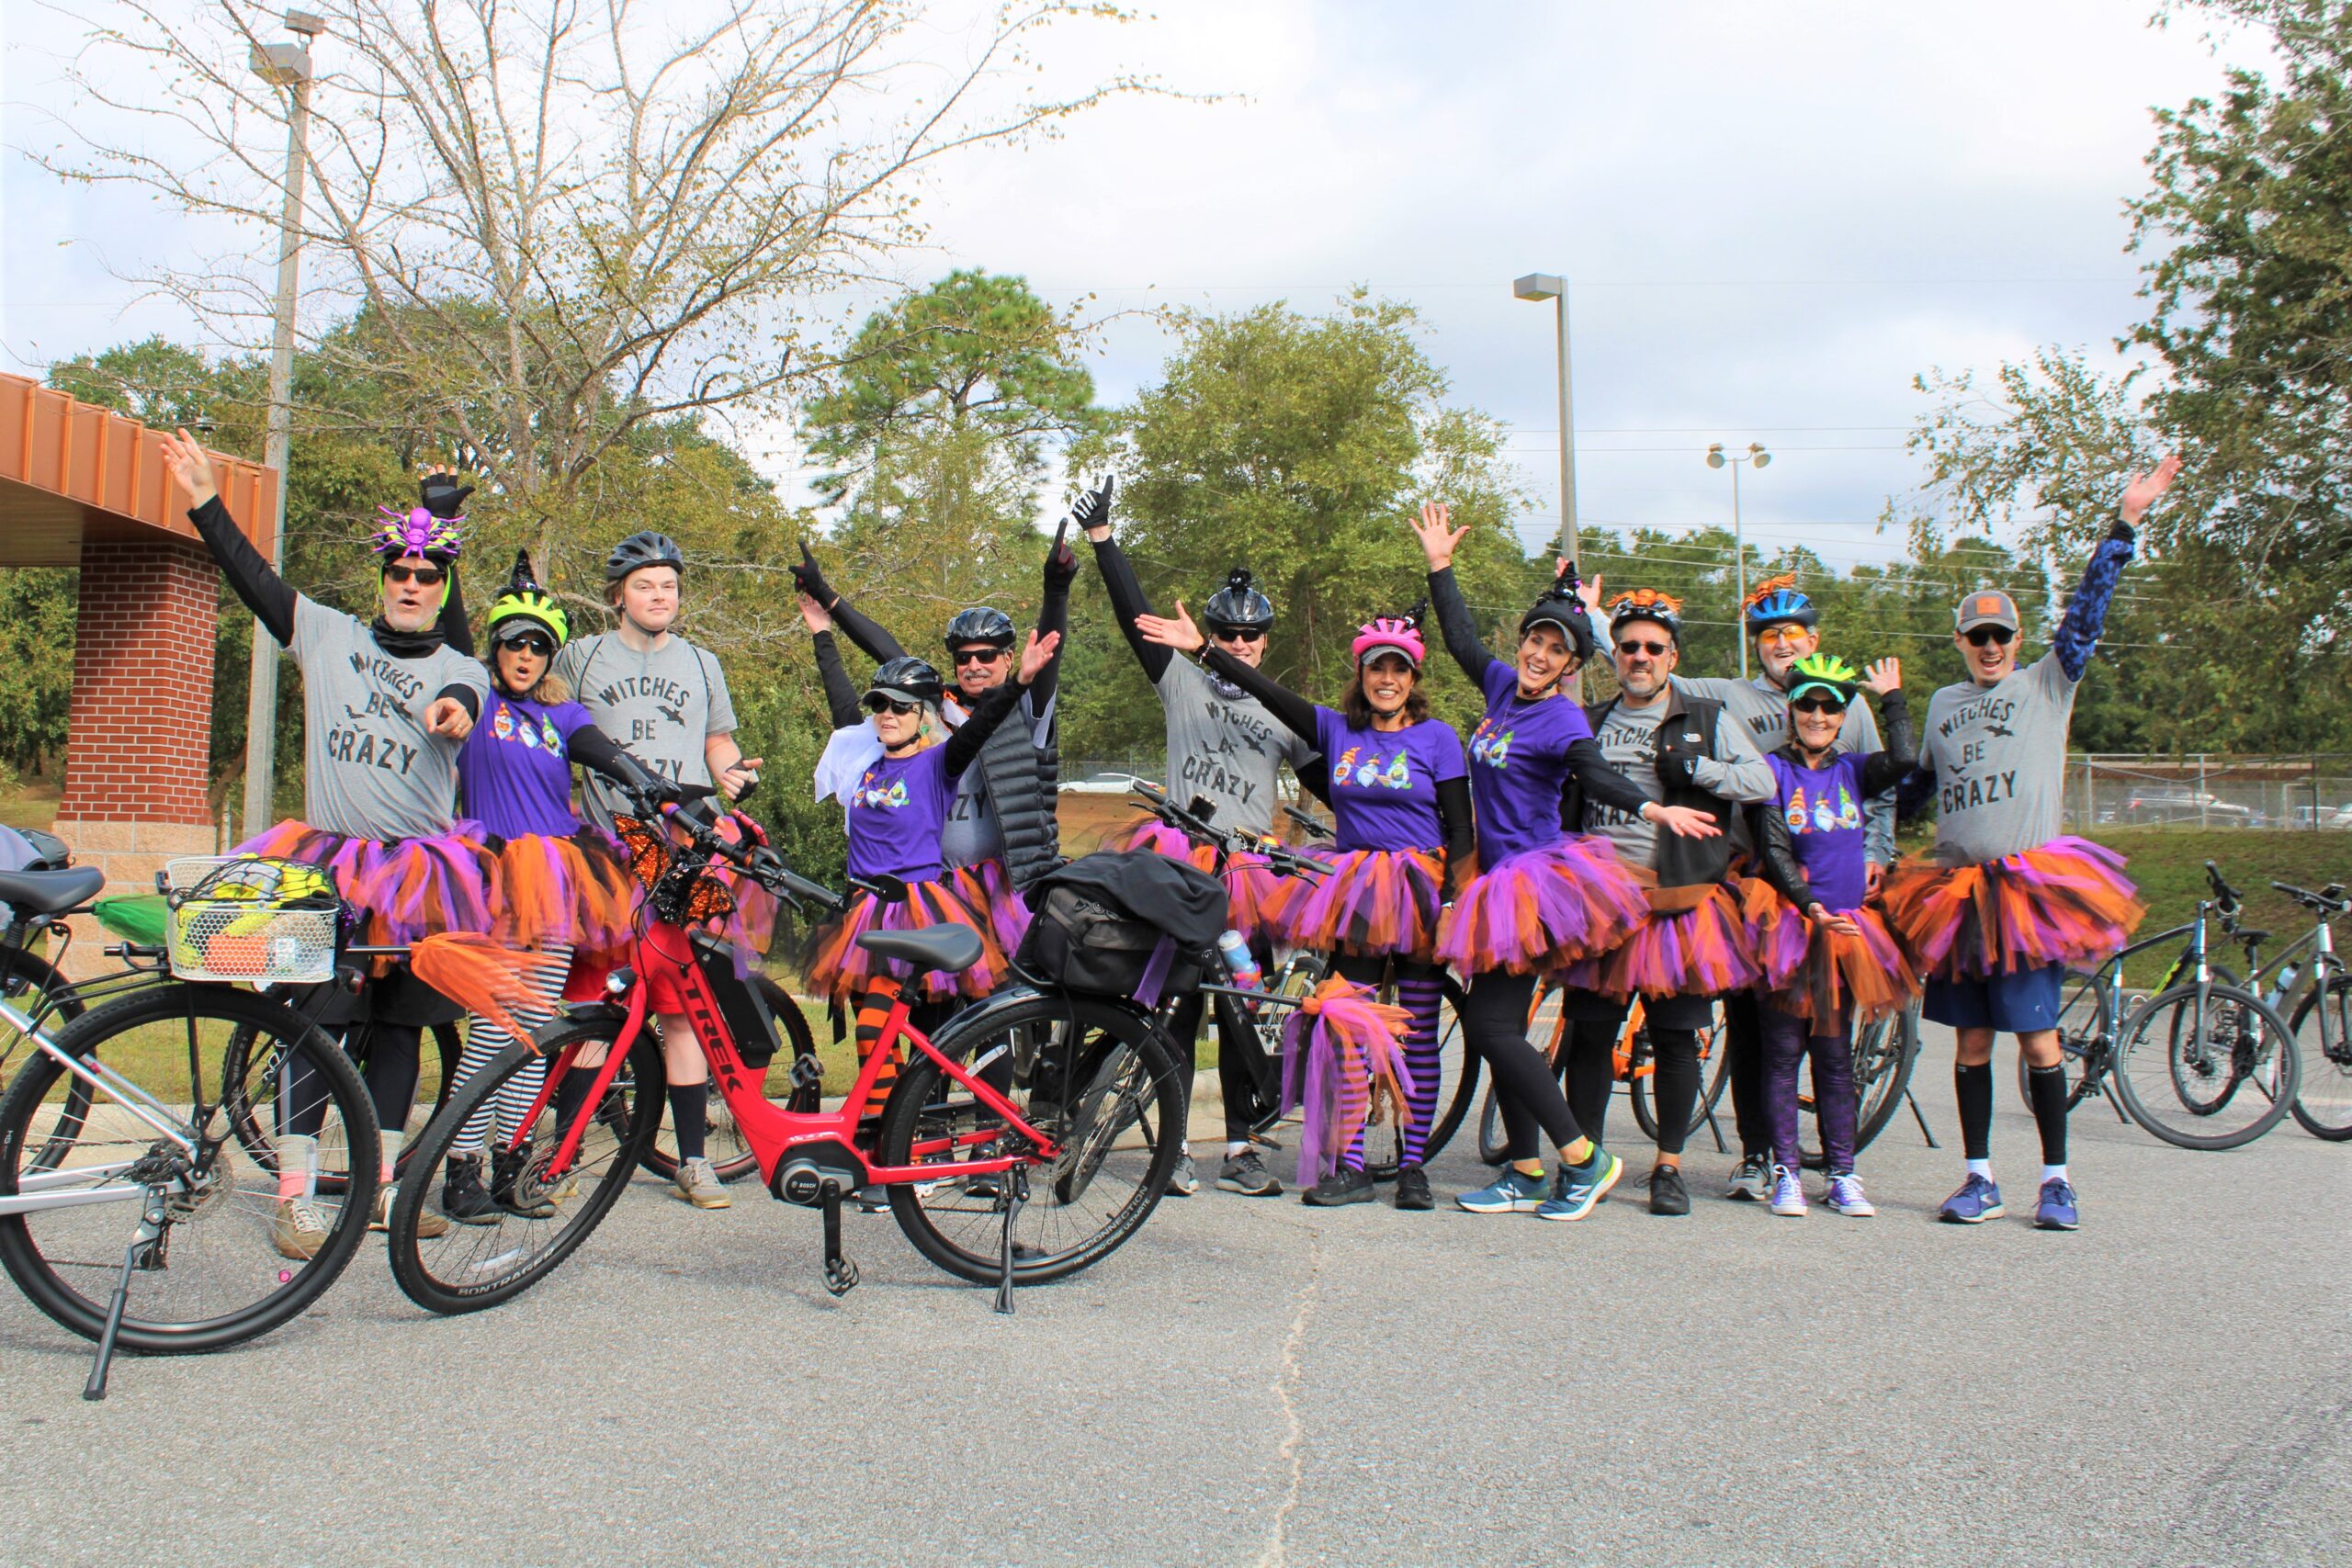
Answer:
[
  {"left": 1216, "top": 929, "right": 1261, "bottom": 990},
  {"left": 2270, "top": 961, "right": 2300, "bottom": 1010}
]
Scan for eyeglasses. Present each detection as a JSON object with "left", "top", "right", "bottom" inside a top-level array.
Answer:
[
  {"left": 950, "top": 647, "right": 1007, "bottom": 667},
  {"left": 1616, "top": 639, "right": 1671, "bottom": 658},
  {"left": 1791, "top": 695, "right": 1849, "bottom": 715},
  {"left": 1962, "top": 626, "right": 2016, "bottom": 648},
  {"left": 500, "top": 635, "right": 556, "bottom": 658},
  {"left": 863, "top": 694, "right": 922, "bottom": 716},
  {"left": 385, "top": 564, "right": 446, "bottom": 587},
  {"left": 1212, "top": 626, "right": 1266, "bottom": 644}
]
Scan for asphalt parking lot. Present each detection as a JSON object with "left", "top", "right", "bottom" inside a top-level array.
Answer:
[{"left": 3, "top": 1022, "right": 2346, "bottom": 1567}]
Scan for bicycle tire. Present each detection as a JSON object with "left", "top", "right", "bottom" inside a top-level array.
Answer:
[
  {"left": 2110, "top": 982, "right": 2299, "bottom": 1150},
  {"left": 223, "top": 1018, "right": 460, "bottom": 1194},
  {"left": 388, "top": 1017, "right": 664, "bottom": 1315},
  {"left": 1629, "top": 1006, "right": 1728, "bottom": 1145},
  {"left": 879, "top": 991, "right": 1182, "bottom": 1289},
  {"left": 0, "top": 984, "right": 378, "bottom": 1354},
  {"left": 1362, "top": 976, "right": 1479, "bottom": 1177},
  {"left": 2288, "top": 975, "right": 2352, "bottom": 1140},
  {"left": 639, "top": 974, "right": 820, "bottom": 1184},
  {"left": 2017, "top": 968, "right": 2117, "bottom": 1113},
  {"left": 1849, "top": 1007, "right": 1919, "bottom": 1154},
  {"left": 1, "top": 944, "right": 90, "bottom": 1159}
]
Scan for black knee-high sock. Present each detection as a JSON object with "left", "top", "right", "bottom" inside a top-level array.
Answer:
[
  {"left": 1955, "top": 1062, "right": 1995, "bottom": 1161},
  {"left": 2025, "top": 1064, "right": 2070, "bottom": 1167},
  {"left": 553, "top": 1066, "right": 592, "bottom": 1136},
  {"left": 668, "top": 1081, "right": 709, "bottom": 1163}
]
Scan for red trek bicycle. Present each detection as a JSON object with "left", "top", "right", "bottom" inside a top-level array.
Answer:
[{"left": 386, "top": 784, "right": 1186, "bottom": 1314}]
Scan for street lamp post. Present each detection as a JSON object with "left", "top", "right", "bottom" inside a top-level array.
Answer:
[
  {"left": 1515, "top": 273, "right": 1579, "bottom": 694},
  {"left": 241, "top": 11, "right": 324, "bottom": 839},
  {"left": 1705, "top": 441, "right": 1771, "bottom": 679}
]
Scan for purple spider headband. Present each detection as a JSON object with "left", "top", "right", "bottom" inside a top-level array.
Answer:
[{"left": 370, "top": 505, "right": 465, "bottom": 562}]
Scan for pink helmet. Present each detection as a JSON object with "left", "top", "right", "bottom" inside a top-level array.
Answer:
[{"left": 1351, "top": 603, "right": 1427, "bottom": 670}]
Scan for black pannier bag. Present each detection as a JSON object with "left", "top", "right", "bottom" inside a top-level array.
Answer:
[{"left": 1015, "top": 851, "right": 1229, "bottom": 1000}]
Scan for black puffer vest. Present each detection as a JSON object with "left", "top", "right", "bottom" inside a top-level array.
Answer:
[
  {"left": 971, "top": 704, "right": 1062, "bottom": 891},
  {"left": 1564, "top": 689, "right": 1737, "bottom": 893}
]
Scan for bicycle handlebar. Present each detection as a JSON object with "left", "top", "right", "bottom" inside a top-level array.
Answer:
[
  {"left": 617, "top": 780, "right": 872, "bottom": 916},
  {"left": 2205, "top": 860, "right": 2244, "bottom": 914},
  {"left": 2272, "top": 879, "right": 2350, "bottom": 915},
  {"left": 1282, "top": 803, "right": 1334, "bottom": 841},
  {"left": 1130, "top": 781, "right": 1326, "bottom": 883}
]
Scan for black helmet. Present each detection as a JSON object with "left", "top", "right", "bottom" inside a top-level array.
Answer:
[
  {"left": 1203, "top": 569, "right": 1274, "bottom": 632},
  {"left": 1519, "top": 563, "right": 1596, "bottom": 664},
  {"left": 1607, "top": 588, "right": 1686, "bottom": 648},
  {"left": 866, "top": 655, "right": 944, "bottom": 708},
  {"left": 605, "top": 531, "right": 685, "bottom": 583},
  {"left": 944, "top": 606, "right": 1016, "bottom": 651}
]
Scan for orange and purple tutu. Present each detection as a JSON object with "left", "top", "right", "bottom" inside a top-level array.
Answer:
[
  {"left": 236, "top": 818, "right": 496, "bottom": 946},
  {"left": 487, "top": 828, "right": 637, "bottom": 967},
  {"left": 1555, "top": 882, "right": 1763, "bottom": 1000},
  {"left": 1123, "top": 818, "right": 1284, "bottom": 942},
  {"left": 1769, "top": 904, "right": 1920, "bottom": 1027},
  {"left": 805, "top": 867, "right": 1010, "bottom": 1003},
  {"left": 1264, "top": 846, "right": 1444, "bottom": 963},
  {"left": 1434, "top": 835, "right": 1648, "bottom": 976},
  {"left": 1880, "top": 836, "right": 2143, "bottom": 981},
  {"left": 1738, "top": 876, "right": 1814, "bottom": 994},
  {"left": 961, "top": 856, "right": 1035, "bottom": 956}
]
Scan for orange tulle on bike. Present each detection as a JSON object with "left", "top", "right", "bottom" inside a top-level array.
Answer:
[
  {"left": 1122, "top": 818, "right": 1283, "bottom": 942},
  {"left": 489, "top": 828, "right": 637, "bottom": 967},
  {"left": 1263, "top": 846, "right": 1444, "bottom": 962},
  {"left": 406, "top": 934, "right": 565, "bottom": 1043},
  {"left": 1555, "top": 882, "right": 1762, "bottom": 1000},
  {"left": 804, "top": 869, "right": 1010, "bottom": 1003},
  {"left": 236, "top": 818, "right": 496, "bottom": 946},
  {"left": 1770, "top": 906, "right": 1919, "bottom": 1028},
  {"left": 1433, "top": 835, "right": 1647, "bottom": 976},
  {"left": 1880, "top": 835, "right": 2143, "bottom": 980}
]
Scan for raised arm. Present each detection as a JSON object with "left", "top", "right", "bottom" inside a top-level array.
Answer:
[
  {"left": 1852, "top": 661, "right": 1916, "bottom": 796},
  {"left": 1200, "top": 644, "right": 1317, "bottom": 743},
  {"left": 2052, "top": 457, "right": 2177, "bottom": 682},
  {"left": 790, "top": 542, "right": 905, "bottom": 664},
  {"left": 1410, "top": 502, "right": 1497, "bottom": 684},
  {"left": 1080, "top": 480, "right": 1171, "bottom": 682},
  {"left": 161, "top": 430, "right": 297, "bottom": 644},
  {"left": 799, "top": 593, "right": 865, "bottom": 728},
  {"left": 1027, "top": 522, "right": 1078, "bottom": 712}
]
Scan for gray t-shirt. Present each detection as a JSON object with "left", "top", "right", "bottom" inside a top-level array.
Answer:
[
  {"left": 1587, "top": 696, "right": 1776, "bottom": 872},
  {"left": 1675, "top": 673, "right": 1894, "bottom": 864},
  {"left": 1918, "top": 654, "right": 2077, "bottom": 864},
  {"left": 554, "top": 631, "right": 737, "bottom": 833},
  {"left": 1156, "top": 657, "right": 1316, "bottom": 838},
  {"left": 291, "top": 596, "right": 488, "bottom": 840},
  {"left": 940, "top": 685, "right": 1055, "bottom": 868}
]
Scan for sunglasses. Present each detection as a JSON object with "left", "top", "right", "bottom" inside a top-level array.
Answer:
[
  {"left": 1616, "top": 639, "right": 1672, "bottom": 658},
  {"left": 1791, "top": 694, "right": 1849, "bottom": 715},
  {"left": 1758, "top": 626, "right": 1810, "bottom": 647},
  {"left": 863, "top": 694, "right": 922, "bottom": 716},
  {"left": 1963, "top": 626, "right": 2016, "bottom": 647},
  {"left": 950, "top": 647, "right": 1007, "bottom": 667},
  {"left": 385, "top": 564, "right": 447, "bottom": 587},
  {"left": 1212, "top": 626, "right": 1266, "bottom": 644},
  {"left": 500, "top": 635, "right": 556, "bottom": 658}
]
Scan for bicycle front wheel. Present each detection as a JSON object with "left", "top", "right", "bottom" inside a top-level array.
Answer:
[
  {"left": 878, "top": 992, "right": 1183, "bottom": 1288},
  {"left": 2288, "top": 975, "right": 2352, "bottom": 1140},
  {"left": 0, "top": 984, "right": 378, "bottom": 1354},
  {"left": 2111, "top": 983, "right": 2299, "bottom": 1150},
  {"left": 222, "top": 1017, "right": 459, "bottom": 1194}
]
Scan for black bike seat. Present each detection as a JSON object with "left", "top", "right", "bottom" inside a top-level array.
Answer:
[
  {"left": 2235, "top": 930, "right": 2271, "bottom": 946},
  {"left": 855, "top": 924, "right": 983, "bottom": 974},
  {"left": 0, "top": 865, "right": 104, "bottom": 915}
]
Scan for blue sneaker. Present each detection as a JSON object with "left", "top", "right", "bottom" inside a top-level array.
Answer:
[
  {"left": 1938, "top": 1173, "right": 2004, "bottom": 1224},
  {"left": 1456, "top": 1165, "right": 1550, "bottom": 1214},
  {"left": 1534, "top": 1150, "right": 1623, "bottom": 1222},
  {"left": 2034, "top": 1177, "right": 2079, "bottom": 1231},
  {"left": 1768, "top": 1165, "right": 1807, "bottom": 1217}
]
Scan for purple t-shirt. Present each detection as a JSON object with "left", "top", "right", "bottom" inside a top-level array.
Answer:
[
  {"left": 847, "top": 746, "right": 956, "bottom": 884},
  {"left": 1313, "top": 709, "right": 1464, "bottom": 853},
  {"left": 457, "top": 694, "right": 596, "bottom": 840},
  {"left": 1465, "top": 662, "right": 1598, "bottom": 863},
  {"left": 1767, "top": 751, "right": 1871, "bottom": 913}
]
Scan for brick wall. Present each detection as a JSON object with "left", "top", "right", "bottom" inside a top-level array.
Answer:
[{"left": 56, "top": 534, "right": 219, "bottom": 827}]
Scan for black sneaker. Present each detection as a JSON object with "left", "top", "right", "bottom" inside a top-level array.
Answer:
[
  {"left": 1216, "top": 1149, "right": 1283, "bottom": 1197},
  {"left": 1301, "top": 1168, "right": 1375, "bottom": 1207},
  {"left": 1393, "top": 1165, "right": 1434, "bottom": 1211},
  {"left": 1647, "top": 1164, "right": 1691, "bottom": 1216},
  {"left": 491, "top": 1146, "right": 556, "bottom": 1218},
  {"left": 442, "top": 1155, "right": 501, "bottom": 1226}
]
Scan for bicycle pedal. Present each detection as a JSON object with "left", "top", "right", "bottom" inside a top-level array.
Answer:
[
  {"left": 787, "top": 1055, "right": 824, "bottom": 1091},
  {"left": 822, "top": 1257, "right": 859, "bottom": 1298}
]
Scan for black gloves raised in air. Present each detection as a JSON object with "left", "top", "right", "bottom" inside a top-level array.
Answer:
[
  {"left": 792, "top": 540, "right": 836, "bottom": 608},
  {"left": 420, "top": 470, "right": 474, "bottom": 519},
  {"left": 1070, "top": 475, "right": 1114, "bottom": 537},
  {"left": 1043, "top": 520, "right": 1080, "bottom": 591}
]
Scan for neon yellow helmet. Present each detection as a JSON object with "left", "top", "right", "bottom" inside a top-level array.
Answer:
[
  {"left": 486, "top": 549, "right": 570, "bottom": 648},
  {"left": 1787, "top": 652, "right": 1860, "bottom": 706}
]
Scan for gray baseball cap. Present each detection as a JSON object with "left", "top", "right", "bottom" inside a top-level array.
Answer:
[{"left": 1954, "top": 589, "right": 2020, "bottom": 634}]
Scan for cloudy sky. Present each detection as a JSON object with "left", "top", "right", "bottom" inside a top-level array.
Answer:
[{"left": 3, "top": 1, "right": 2264, "bottom": 569}]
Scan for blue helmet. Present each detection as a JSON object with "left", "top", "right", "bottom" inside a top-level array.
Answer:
[{"left": 1742, "top": 573, "right": 1818, "bottom": 633}]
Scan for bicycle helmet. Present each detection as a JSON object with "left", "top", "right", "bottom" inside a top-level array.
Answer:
[
  {"left": 944, "top": 606, "right": 1016, "bottom": 651},
  {"left": 1607, "top": 588, "right": 1685, "bottom": 648},
  {"left": 866, "top": 655, "right": 944, "bottom": 708},
  {"left": 486, "top": 549, "right": 570, "bottom": 647},
  {"left": 1203, "top": 569, "right": 1275, "bottom": 632},
  {"left": 1743, "top": 573, "right": 1819, "bottom": 634},
  {"left": 369, "top": 506, "right": 464, "bottom": 567},
  {"left": 605, "top": 531, "right": 685, "bottom": 583},
  {"left": 1519, "top": 564, "right": 1597, "bottom": 663},
  {"left": 1352, "top": 600, "right": 1429, "bottom": 670},
  {"left": 1786, "top": 651, "right": 1860, "bottom": 707}
]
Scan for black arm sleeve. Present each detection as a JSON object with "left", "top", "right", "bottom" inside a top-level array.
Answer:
[
  {"left": 1566, "top": 737, "right": 1655, "bottom": 817},
  {"left": 1435, "top": 774, "right": 1475, "bottom": 899},
  {"left": 1201, "top": 647, "right": 1318, "bottom": 743},
  {"left": 810, "top": 631, "right": 864, "bottom": 729},
  {"left": 433, "top": 683, "right": 482, "bottom": 720},
  {"left": 826, "top": 592, "right": 906, "bottom": 666},
  {"left": 1754, "top": 801, "right": 1814, "bottom": 909},
  {"left": 1091, "top": 535, "right": 1170, "bottom": 683},
  {"left": 565, "top": 724, "right": 663, "bottom": 789},
  {"left": 941, "top": 679, "right": 1022, "bottom": 777},
  {"left": 1295, "top": 760, "right": 1330, "bottom": 808},
  {"left": 1027, "top": 577, "right": 1070, "bottom": 712},
  {"left": 1857, "top": 691, "right": 1917, "bottom": 796},
  {"left": 1426, "top": 567, "right": 1498, "bottom": 688},
  {"left": 437, "top": 569, "right": 474, "bottom": 659},
  {"left": 188, "top": 495, "right": 297, "bottom": 645}
]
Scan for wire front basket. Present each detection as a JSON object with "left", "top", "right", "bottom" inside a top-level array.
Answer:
[{"left": 161, "top": 856, "right": 342, "bottom": 985}]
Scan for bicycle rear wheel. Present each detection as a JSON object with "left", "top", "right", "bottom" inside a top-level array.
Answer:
[
  {"left": 2288, "top": 975, "right": 2352, "bottom": 1140},
  {"left": 640, "top": 975, "right": 819, "bottom": 1184},
  {"left": 2016, "top": 968, "right": 2116, "bottom": 1112},
  {"left": 2111, "top": 983, "right": 2299, "bottom": 1149},
  {"left": 222, "top": 1018, "right": 459, "bottom": 1193},
  {"left": 0, "top": 985, "right": 377, "bottom": 1354},
  {"left": 878, "top": 992, "right": 1182, "bottom": 1288},
  {"left": 387, "top": 1018, "right": 664, "bottom": 1314}
]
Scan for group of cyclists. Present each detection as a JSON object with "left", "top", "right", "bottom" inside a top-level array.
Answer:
[{"left": 152, "top": 426, "right": 2181, "bottom": 1251}]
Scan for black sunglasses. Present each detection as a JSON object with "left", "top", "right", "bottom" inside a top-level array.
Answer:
[
  {"left": 863, "top": 693, "right": 922, "bottom": 716},
  {"left": 500, "top": 634, "right": 556, "bottom": 658},
  {"left": 1212, "top": 626, "right": 1266, "bottom": 643},
  {"left": 385, "top": 564, "right": 446, "bottom": 586},
  {"left": 950, "top": 647, "right": 1007, "bottom": 666},
  {"left": 1963, "top": 626, "right": 2016, "bottom": 647},
  {"left": 1616, "top": 638, "right": 1671, "bottom": 658},
  {"left": 1791, "top": 694, "right": 1849, "bottom": 715}
]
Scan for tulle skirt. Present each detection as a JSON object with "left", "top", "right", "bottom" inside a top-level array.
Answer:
[
  {"left": 805, "top": 867, "right": 1010, "bottom": 1003},
  {"left": 962, "top": 856, "right": 1035, "bottom": 956},
  {"left": 1122, "top": 818, "right": 1284, "bottom": 942},
  {"left": 1555, "top": 882, "right": 1763, "bottom": 1000},
  {"left": 1880, "top": 836, "right": 2143, "bottom": 980},
  {"left": 236, "top": 818, "right": 496, "bottom": 946},
  {"left": 488, "top": 828, "right": 637, "bottom": 964},
  {"left": 1434, "top": 835, "right": 1648, "bottom": 976},
  {"left": 1770, "top": 905, "right": 1920, "bottom": 1027},
  {"left": 1738, "top": 876, "right": 1814, "bottom": 994},
  {"left": 1263, "top": 846, "right": 1444, "bottom": 963}
]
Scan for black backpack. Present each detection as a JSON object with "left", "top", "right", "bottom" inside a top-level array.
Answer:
[{"left": 1015, "top": 851, "right": 1229, "bottom": 999}]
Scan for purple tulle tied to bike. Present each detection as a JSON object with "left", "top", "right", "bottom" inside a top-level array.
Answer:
[
  {"left": 1278, "top": 977, "right": 1417, "bottom": 1185},
  {"left": 965, "top": 856, "right": 1035, "bottom": 955}
]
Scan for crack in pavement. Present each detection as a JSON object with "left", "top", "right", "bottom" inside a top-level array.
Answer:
[{"left": 1254, "top": 1220, "right": 1326, "bottom": 1568}]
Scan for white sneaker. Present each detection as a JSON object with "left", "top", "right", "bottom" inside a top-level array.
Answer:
[
  {"left": 371, "top": 1181, "right": 448, "bottom": 1237},
  {"left": 673, "top": 1156, "right": 730, "bottom": 1209}
]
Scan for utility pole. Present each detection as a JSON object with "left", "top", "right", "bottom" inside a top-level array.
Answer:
[
  {"left": 1515, "top": 274, "right": 1579, "bottom": 693},
  {"left": 1706, "top": 441, "right": 1772, "bottom": 679}
]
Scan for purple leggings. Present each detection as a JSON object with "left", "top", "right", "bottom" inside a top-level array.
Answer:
[{"left": 1760, "top": 1003, "right": 1858, "bottom": 1176}]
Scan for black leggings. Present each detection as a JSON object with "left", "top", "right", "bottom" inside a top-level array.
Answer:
[
  {"left": 1564, "top": 1013, "right": 1703, "bottom": 1156},
  {"left": 1167, "top": 931, "right": 1277, "bottom": 1145},
  {"left": 1460, "top": 969, "right": 1583, "bottom": 1163},
  {"left": 280, "top": 1023, "right": 421, "bottom": 1143},
  {"left": 1720, "top": 987, "right": 1770, "bottom": 1160}
]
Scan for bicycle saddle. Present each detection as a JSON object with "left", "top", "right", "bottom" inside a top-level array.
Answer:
[
  {"left": 2234, "top": 930, "right": 2271, "bottom": 947},
  {"left": 855, "top": 925, "right": 983, "bottom": 974},
  {"left": 0, "top": 865, "right": 105, "bottom": 915}
]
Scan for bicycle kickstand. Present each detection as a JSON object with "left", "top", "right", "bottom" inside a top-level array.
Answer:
[
  {"left": 1699, "top": 1096, "right": 1729, "bottom": 1156},
  {"left": 993, "top": 1167, "right": 1030, "bottom": 1317},
  {"left": 85, "top": 1187, "right": 168, "bottom": 1401},
  {"left": 819, "top": 1185, "right": 858, "bottom": 1299},
  {"left": 1903, "top": 1088, "right": 1941, "bottom": 1149}
]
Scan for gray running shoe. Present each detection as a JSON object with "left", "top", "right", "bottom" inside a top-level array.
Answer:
[
  {"left": 1216, "top": 1149, "right": 1283, "bottom": 1197},
  {"left": 1725, "top": 1154, "right": 1771, "bottom": 1201},
  {"left": 1165, "top": 1152, "right": 1199, "bottom": 1197}
]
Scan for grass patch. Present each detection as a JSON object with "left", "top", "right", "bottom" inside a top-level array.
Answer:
[{"left": 2075, "top": 829, "right": 2352, "bottom": 987}]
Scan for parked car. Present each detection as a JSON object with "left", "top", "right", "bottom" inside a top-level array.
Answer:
[
  {"left": 2119, "top": 791, "right": 2257, "bottom": 827},
  {"left": 1057, "top": 772, "right": 1139, "bottom": 795}
]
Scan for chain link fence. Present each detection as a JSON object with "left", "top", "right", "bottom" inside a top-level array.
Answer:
[{"left": 2066, "top": 755, "right": 2352, "bottom": 831}]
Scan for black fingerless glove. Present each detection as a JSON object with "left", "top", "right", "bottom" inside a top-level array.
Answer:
[
  {"left": 420, "top": 471, "right": 474, "bottom": 519},
  {"left": 792, "top": 540, "right": 836, "bottom": 606}
]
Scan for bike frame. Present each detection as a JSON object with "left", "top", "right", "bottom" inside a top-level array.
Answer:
[{"left": 0, "top": 992, "right": 198, "bottom": 1220}]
